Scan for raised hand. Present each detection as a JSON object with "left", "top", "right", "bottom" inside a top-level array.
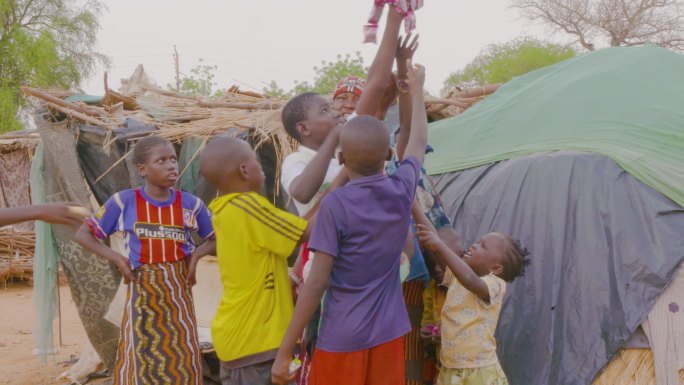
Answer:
[
  {"left": 396, "top": 33, "right": 419, "bottom": 65},
  {"left": 406, "top": 59, "right": 426, "bottom": 93}
]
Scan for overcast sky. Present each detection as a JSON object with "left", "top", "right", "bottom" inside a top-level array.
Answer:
[{"left": 84, "top": 1, "right": 553, "bottom": 96}]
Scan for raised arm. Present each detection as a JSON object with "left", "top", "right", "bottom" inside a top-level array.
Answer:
[
  {"left": 416, "top": 224, "right": 490, "bottom": 302},
  {"left": 355, "top": 7, "right": 402, "bottom": 116},
  {"left": 395, "top": 34, "right": 419, "bottom": 160},
  {"left": 402, "top": 61, "right": 428, "bottom": 164},
  {"left": 287, "top": 126, "right": 342, "bottom": 204}
]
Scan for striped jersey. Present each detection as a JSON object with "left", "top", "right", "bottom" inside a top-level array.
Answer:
[
  {"left": 86, "top": 188, "right": 215, "bottom": 269},
  {"left": 208, "top": 191, "right": 307, "bottom": 362}
]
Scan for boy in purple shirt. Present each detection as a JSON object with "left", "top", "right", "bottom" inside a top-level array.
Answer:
[{"left": 272, "top": 61, "right": 428, "bottom": 385}]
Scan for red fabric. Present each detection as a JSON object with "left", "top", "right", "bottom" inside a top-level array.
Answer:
[
  {"left": 309, "top": 337, "right": 405, "bottom": 385},
  {"left": 299, "top": 242, "right": 311, "bottom": 278}
]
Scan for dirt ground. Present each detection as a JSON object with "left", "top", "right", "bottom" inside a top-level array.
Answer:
[{"left": 0, "top": 280, "right": 108, "bottom": 385}]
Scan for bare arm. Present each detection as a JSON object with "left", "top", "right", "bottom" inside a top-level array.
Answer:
[
  {"left": 186, "top": 238, "right": 216, "bottom": 285},
  {"left": 301, "top": 167, "right": 349, "bottom": 220},
  {"left": 288, "top": 127, "right": 342, "bottom": 204},
  {"left": 0, "top": 203, "right": 87, "bottom": 228},
  {"left": 402, "top": 61, "right": 428, "bottom": 164},
  {"left": 75, "top": 224, "right": 134, "bottom": 283},
  {"left": 272, "top": 252, "right": 335, "bottom": 384},
  {"left": 356, "top": 7, "right": 402, "bottom": 116},
  {"left": 416, "top": 224, "right": 490, "bottom": 302},
  {"left": 395, "top": 34, "right": 419, "bottom": 160}
]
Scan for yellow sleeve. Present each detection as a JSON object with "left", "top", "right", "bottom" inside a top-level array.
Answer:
[{"left": 238, "top": 193, "right": 307, "bottom": 258}]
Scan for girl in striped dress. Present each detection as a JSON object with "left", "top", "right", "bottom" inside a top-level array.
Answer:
[{"left": 75, "top": 136, "right": 215, "bottom": 385}]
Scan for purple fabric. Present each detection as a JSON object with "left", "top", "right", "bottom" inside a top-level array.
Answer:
[{"left": 308, "top": 156, "right": 420, "bottom": 352}]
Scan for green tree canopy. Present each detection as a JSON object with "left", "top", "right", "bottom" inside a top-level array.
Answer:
[
  {"left": 442, "top": 37, "right": 576, "bottom": 94},
  {"left": 264, "top": 52, "right": 369, "bottom": 98},
  {"left": 167, "top": 59, "right": 222, "bottom": 98},
  {"left": 0, "top": 0, "right": 106, "bottom": 132}
]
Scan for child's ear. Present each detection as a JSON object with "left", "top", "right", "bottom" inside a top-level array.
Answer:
[
  {"left": 136, "top": 164, "right": 147, "bottom": 178},
  {"left": 386, "top": 148, "right": 393, "bottom": 161},
  {"left": 491, "top": 264, "right": 504, "bottom": 277},
  {"left": 296, "top": 122, "right": 310, "bottom": 138},
  {"left": 338, "top": 151, "right": 346, "bottom": 165},
  {"left": 238, "top": 163, "right": 249, "bottom": 180}
]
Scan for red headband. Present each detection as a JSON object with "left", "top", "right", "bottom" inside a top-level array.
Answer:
[{"left": 333, "top": 76, "right": 367, "bottom": 99}]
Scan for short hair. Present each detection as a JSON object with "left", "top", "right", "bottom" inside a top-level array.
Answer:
[
  {"left": 499, "top": 235, "right": 531, "bottom": 283},
  {"left": 281, "top": 92, "right": 319, "bottom": 141},
  {"left": 340, "top": 115, "right": 390, "bottom": 176},
  {"left": 132, "top": 136, "right": 173, "bottom": 165}
]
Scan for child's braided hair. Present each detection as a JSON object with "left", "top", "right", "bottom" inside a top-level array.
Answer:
[{"left": 499, "top": 235, "right": 531, "bottom": 283}]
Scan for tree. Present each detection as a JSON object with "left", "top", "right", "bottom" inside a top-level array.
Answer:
[
  {"left": 262, "top": 80, "right": 290, "bottom": 99},
  {"left": 168, "top": 59, "right": 222, "bottom": 98},
  {"left": 510, "top": 0, "right": 684, "bottom": 51},
  {"left": 0, "top": 0, "right": 106, "bottom": 132},
  {"left": 291, "top": 52, "right": 369, "bottom": 95},
  {"left": 442, "top": 37, "right": 576, "bottom": 93}
]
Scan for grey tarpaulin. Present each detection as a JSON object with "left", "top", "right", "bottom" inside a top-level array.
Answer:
[{"left": 431, "top": 151, "right": 684, "bottom": 385}]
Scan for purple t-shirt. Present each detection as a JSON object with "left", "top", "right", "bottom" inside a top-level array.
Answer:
[{"left": 308, "top": 156, "right": 420, "bottom": 352}]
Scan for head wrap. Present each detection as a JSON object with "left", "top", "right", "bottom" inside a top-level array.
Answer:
[{"left": 333, "top": 76, "right": 367, "bottom": 99}]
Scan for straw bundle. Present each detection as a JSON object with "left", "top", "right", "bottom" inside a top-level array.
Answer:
[
  {"left": 592, "top": 348, "right": 684, "bottom": 385},
  {"left": 0, "top": 228, "right": 36, "bottom": 283}
]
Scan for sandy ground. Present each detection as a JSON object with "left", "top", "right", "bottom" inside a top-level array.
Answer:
[{"left": 0, "top": 281, "right": 108, "bottom": 385}]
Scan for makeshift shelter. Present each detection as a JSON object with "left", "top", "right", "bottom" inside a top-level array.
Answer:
[
  {"left": 24, "top": 66, "right": 489, "bottom": 376},
  {"left": 0, "top": 133, "right": 39, "bottom": 283},
  {"left": 426, "top": 45, "right": 684, "bottom": 385}
]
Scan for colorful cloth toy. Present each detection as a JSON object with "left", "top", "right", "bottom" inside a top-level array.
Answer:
[{"left": 364, "top": 0, "right": 424, "bottom": 43}]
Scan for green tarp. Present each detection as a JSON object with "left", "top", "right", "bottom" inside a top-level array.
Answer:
[{"left": 426, "top": 45, "right": 684, "bottom": 207}]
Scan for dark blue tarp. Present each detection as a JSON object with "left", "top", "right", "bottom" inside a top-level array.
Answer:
[{"left": 432, "top": 151, "right": 684, "bottom": 385}]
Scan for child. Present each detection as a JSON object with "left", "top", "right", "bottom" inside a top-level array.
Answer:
[
  {"left": 75, "top": 136, "right": 216, "bottom": 385},
  {"left": 199, "top": 137, "right": 310, "bottom": 385},
  {"left": 0, "top": 203, "right": 88, "bottom": 228},
  {"left": 272, "top": 60, "right": 428, "bottom": 385},
  {"left": 280, "top": 4, "right": 404, "bottom": 219},
  {"left": 415, "top": 222, "right": 530, "bottom": 385}
]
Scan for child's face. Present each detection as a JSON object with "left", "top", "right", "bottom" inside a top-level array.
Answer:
[
  {"left": 333, "top": 92, "right": 360, "bottom": 118},
  {"left": 300, "top": 95, "right": 344, "bottom": 145},
  {"left": 463, "top": 232, "right": 507, "bottom": 277},
  {"left": 137, "top": 144, "right": 178, "bottom": 189}
]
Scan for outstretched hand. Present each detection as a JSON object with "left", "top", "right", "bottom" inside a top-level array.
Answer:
[
  {"left": 416, "top": 224, "right": 442, "bottom": 253},
  {"left": 396, "top": 33, "right": 419, "bottom": 64},
  {"left": 39, "top": 203, "right": 90, "bottom": 229},
  {"left": 406, "top": 59, "right": 425, "bottom": 93}
]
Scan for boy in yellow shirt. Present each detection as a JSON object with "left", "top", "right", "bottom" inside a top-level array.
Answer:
[{"left": 200, "top": 137, "right": 310, "bottom": 385}]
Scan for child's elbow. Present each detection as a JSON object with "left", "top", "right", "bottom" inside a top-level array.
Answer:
[{"left": 73, "top": 225, "right": 90, "bottom": 246}]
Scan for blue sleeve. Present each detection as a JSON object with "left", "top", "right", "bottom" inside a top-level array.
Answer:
[
  {"left": 185, "top": 193, "right": 215, "bottom": 239},
  {"left": 307, "top": 195, "right": 341, "bottom": 258},
  {"left": 86, "top": 192, "right": 124, "bottom": 239}
]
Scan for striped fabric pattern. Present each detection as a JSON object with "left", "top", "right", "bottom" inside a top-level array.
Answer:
[
  {"left": 403, "top": 280, "right": 426, "bottom": 385},
  {"left": 135, "top": 190, "right": 186, "bottom": 265},
  {"left": 113, "top": 260, "right": 202, "bottom": 385},
  {"left": 229, "top": 193, "right": 304, "bottom": 243}
]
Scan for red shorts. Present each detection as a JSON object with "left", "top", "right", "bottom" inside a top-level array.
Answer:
[{"left": 309, "top": 337, "right": 405, "bottom": 385}]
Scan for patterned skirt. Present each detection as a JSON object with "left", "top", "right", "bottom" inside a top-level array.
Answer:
[{"left": 113, "top": 260, "right": 202, "bottom": 385}]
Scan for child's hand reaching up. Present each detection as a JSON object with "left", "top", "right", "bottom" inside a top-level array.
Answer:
[
  {"left": 406, "top": 59, "right": 425, "bottom": 93},
  {"left": 416, "top": 224, "right": 443, "bottom": 253}
]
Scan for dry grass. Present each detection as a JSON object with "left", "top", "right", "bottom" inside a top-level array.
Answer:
[{"left": 593, "top": 349, "right": 684, "bottom": 385}]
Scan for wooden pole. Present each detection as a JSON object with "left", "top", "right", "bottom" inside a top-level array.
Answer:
[{"left": 174, "top": 46, "right": 181, "bottom": 93}]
